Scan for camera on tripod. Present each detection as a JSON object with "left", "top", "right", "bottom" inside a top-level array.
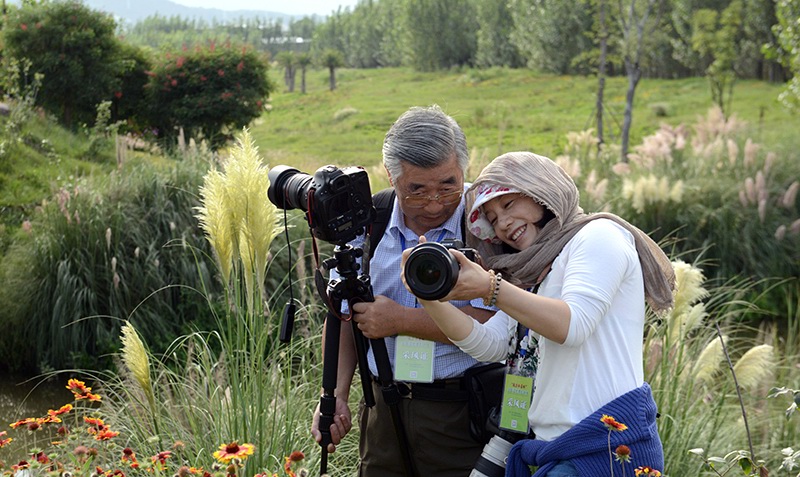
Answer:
[
  {"left": 267, "top": 164, "right": 376, "bottom": 244},
  {"left": 404, "top": 239, "right": 477, "bottom": 300}
]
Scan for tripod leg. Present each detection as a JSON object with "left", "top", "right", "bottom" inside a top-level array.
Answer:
[{"left": 318, "top": 310, "right": 341, "bottom": 475}]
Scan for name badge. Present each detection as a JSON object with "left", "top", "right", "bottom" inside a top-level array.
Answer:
[
  {"left": 499, "top": 374, "right": 533, "bottom": 433},
  {"left": 394, "top": 335, "right": 434, "bottom": 383}
]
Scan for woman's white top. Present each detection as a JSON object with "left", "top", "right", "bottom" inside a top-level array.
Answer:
[{"left": 455, "top": 219, "right": 646, "bottom": 441}]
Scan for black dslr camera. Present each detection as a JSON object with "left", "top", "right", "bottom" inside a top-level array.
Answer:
[
  {"left": 267, "top": 164, "right": 376, "bottom": 244},
  {"left": 404, "top": 239, "right": 477, "bottom": 301}
]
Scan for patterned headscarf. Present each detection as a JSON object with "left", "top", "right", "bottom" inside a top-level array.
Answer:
[{"left": 465, "top": 151, "right": 675, "bottom": 313}]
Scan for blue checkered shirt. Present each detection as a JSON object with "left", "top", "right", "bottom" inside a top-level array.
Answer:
[{"left": 330, "top": 190, "right": 492, "bottom": 379}]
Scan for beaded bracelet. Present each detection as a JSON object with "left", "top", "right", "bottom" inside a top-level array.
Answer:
[
  {"left": 488, "top": 272, "right": 503, "bottom": 307},
  {"left": 482, "top": 269, "right": 497, "bottom": 306}
]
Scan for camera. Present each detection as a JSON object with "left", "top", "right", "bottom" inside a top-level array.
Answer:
[
  {"left": 404, "top": 238, "right": 476, "bottom": 301},
  {"left": 470, "top": 408, "right": 527, "bottom": 477},
  {"left": 267, "top": 164, "right": 376, "bottom": 244}
]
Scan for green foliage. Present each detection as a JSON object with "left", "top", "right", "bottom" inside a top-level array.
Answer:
[
  {"left": 508, "top": 0, "right": 594, "bottom": 73},
  {"left": 691, "top": 1, "right": 745, "bottom": 118},
  {"left": 475, "top": 0, "right": 524, "bottom": 68},
  {"left": 2, "top": 0, "right": 125, "bottom": 127},
  {"left": 0, "top": 153, "right": 221, "bottom": 373},
  {"left": 767, "top": 0, "right": 800, "bottom": 110},
  {"left": 402, "top": 0, "right": 478, "bottom": 71},
  {"left": 145, "top": 43, "right": 274, "bottom": 148}
]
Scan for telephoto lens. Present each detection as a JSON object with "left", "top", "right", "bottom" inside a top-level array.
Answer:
[
  {"left": 470, "top": 431, "right": 524, "bottom": 477},
  {"left": 404, "top": 241, "right": 461, "bottom": 301}
]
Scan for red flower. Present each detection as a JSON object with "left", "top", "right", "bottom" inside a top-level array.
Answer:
[
  {"left": 200, "top": 75, "right": 207, "bottom": 82},
  {"left": 114, "top": 91, "right": 123, "bottom": 99},
  {"left": 20, "top": 23, "right": 28, "bottom": 31},
  {"left": 600, "top": 414, "right": 628, "bottom": 432},
  {"left": 218, "top": 69, "right": 225, "bottom": 77},
  {"left": 615, "top": 444, "right": 631, "bottom": 463},
  {"left": 176, "top": 57, "right": 185, "bottom": 68},
  {"left": 236, "top": 61, "right": 244, "bottom": 72}
]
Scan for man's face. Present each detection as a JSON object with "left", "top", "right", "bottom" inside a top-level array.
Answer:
[{"left": 391, "top": 155, "right": 464, "bottom": 236}]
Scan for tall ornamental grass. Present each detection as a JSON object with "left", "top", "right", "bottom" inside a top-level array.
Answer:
[
  {"left": 99, "top": 129, "right": 361, "bottom": 475},
  {"left": 0, "top": 146, "right": 221, "bottom": 373}
]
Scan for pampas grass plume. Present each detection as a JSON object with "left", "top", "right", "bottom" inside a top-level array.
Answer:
[{"left": 733, "top": 344, "right": 775, "bottom": 391}]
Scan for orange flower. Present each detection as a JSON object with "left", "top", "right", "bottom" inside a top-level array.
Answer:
[
  {"left": 48, "top": 404, "right": 73, "bottom": 416},
  {"left": 66, "top": 378, "right": 91, "bottom": 395},
  {"left": 213, "top": 441, "right": 255, "bottom": 463},
  {"left": 9, "top": 417, "right": 36, "bottom": 429},
  {"left": 0, "top": 431, "right": 13, "bottom": 447},
  {"left": 288, "top": 451, "right": 305, "bottom": 462},
  {"left": 615, "top": 444, "right": 631, "bottom": 463},
  {"left": 75, "top": 392, "right": 102, "bottom": 402},
  {"left": 95, "top": 429, "right": 120, "bottom": 441},
  {"left": 600, "top": 414, "right": 628, "bottom": 432}
]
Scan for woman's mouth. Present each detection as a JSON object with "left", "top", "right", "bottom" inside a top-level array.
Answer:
[{"left": 510, "top": 225, "right": 527, "bottom": 242}]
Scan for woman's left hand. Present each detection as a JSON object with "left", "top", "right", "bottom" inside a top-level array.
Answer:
[{"left": 400, "top": 236, "right": 492, "bottom": 303}]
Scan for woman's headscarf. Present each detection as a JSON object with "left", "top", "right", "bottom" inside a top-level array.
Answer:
[{"left": 465, "top": 151, "right": 675, "bottom": 313}]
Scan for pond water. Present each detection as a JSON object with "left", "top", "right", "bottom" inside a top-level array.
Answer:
[{"left": 0, "top": 372, "right": 72, "bottom": 462}]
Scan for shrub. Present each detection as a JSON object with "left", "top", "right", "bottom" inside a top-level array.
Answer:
[
  {"left": 2, "top": 1, "right": 125, "bottom": 128},
  {"left": 145, "top": 43, "right": 274, "bottom": 149}
]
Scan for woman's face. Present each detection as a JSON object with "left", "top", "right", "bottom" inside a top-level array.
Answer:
[{"left": 482, "top": 193, "right": 547, "bottom": 250}]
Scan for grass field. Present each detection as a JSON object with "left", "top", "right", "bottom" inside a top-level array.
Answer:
[{"left": 249, "top": 67, "right": 796, "bottom": 179}]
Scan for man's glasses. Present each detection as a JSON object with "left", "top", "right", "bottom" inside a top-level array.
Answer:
[{"left": 402, "top": 190, "right": 463, "bottom": 209}]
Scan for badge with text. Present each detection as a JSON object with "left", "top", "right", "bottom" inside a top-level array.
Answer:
[
  {"left": 499, "top": 373, "right": 534, "bottom": 433},
  {"left": 394, "top": 336, "right": 434, "bottom": 383}
]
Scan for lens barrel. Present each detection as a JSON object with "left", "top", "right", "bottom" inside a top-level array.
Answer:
[
  {"left": 267, "top": 165, "right": 313, "bottom": 211},
  {"left": 469, "top": 434, "right": 516, "bottom": 477},
  {"left": 404, "top": 242, "right": 460, "bottom": 301}
]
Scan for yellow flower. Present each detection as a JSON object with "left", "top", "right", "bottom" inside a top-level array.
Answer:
[{"left": 213, "top": 441, "right": 255, "bottom": 463}]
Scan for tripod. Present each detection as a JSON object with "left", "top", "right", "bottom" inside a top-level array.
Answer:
[{"left": 316, "top": 243, "right": 419, "bottom": 477}]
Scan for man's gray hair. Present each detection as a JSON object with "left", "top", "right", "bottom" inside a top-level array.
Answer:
[{"left": 382, "top": 105, "right": 468, "bottom": 180}]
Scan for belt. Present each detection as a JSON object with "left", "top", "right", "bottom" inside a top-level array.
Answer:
[{"left": 372, "top": 376, "right": 469, "bottom": 402}]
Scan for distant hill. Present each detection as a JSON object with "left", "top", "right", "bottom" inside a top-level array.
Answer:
[{"left": 9, "top": 0, "right": 310, "bottom": 25}]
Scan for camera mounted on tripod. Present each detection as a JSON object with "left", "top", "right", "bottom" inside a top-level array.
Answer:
[{"left": 267, "top": 164, "right": 376, "bottom": 244}]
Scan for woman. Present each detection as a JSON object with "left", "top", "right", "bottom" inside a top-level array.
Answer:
[{"left": 401, "top": 151, "right": 674, "bottom": 476}]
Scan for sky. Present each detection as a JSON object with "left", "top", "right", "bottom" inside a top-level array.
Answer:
[{"left": 169, "top": 0, "right": 361, "bottom": 16}]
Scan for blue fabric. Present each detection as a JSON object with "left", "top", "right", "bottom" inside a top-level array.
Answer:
[
  {"left": 506, "top": 383, "right": 663, "bottom": 477},
  {"left": 545, "top": 461, "right": 579, "bottom": 477}
]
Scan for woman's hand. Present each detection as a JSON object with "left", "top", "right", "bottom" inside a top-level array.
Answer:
[{"left": 401, "top": 235, "right": 492, "bottom": 303}]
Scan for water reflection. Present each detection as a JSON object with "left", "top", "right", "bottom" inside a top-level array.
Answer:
[{"left": 0, "top": 372, "right": 72, "bottom": 461}]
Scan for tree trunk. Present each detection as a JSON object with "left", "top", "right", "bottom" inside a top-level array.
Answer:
[
  {"left": 596, "top": 0, "right": 608, "bottom": 148},
  {"left": 301, "top": 68, "right": 307, "bottom": 94},
  {"left": 621, "top": 60, "right": 641, "bottom": 163},
  {"left": 329, "top": 66, "right": 336, "bottom": 91}
]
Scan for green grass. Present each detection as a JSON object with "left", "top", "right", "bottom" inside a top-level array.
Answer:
[{"left": 250, "top": 67, "right": 796, "bottom": 175}]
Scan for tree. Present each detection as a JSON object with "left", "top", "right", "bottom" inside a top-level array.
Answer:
[
  {"left": 2, "top": 0, "right": 126, "bottom": 127},
  {"left": 767, "top": 0, "right": 800, "bottom": 109},
  {"left": 319, "top": 48, "right": 344, "bottom": 91},
  {"left": 275, "top": 51, "right": 297, "bottom": 92},
  {"left": 296, "top": 52, "right": 313, "bottom": 94},
  {"left": 691, "top": 1, "right": 744, "bottom": 118},
  {"left": 475, "top": 0, "right": 523, "bottom": 68},
  {"left": 509, "top": 0, "right": 594, "bottom": 74},
  {"left": 402, "top": 0, "right": 478, "bottom": 71},
  {"left": 146, "top": 43, "right": 273, "bottom": 148},
  {"left": 617, "top": 0, "right": 664, "bottom": 161}
]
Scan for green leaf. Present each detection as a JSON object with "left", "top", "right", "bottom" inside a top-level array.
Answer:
[{"left": 738, "top": 456, "right": 753, "bottom": 474}]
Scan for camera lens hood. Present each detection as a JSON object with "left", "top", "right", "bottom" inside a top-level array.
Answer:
[{"left": 404, "top": 242, "right": 460, "bottom": 301}]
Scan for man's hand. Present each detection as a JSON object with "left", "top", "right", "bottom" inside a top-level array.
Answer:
[
  {"left": 351, "top": 296, "right": 404, "bottom": 339},
  {"left": 311, "top": 397, "right": 353, "bottom": 454}
]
